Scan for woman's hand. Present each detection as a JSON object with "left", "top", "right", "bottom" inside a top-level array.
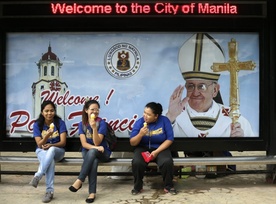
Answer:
[
  {"left": 97, "top": 146, "right": 104, "bottom": 153},
  {"left": 130, "top": 126, "right": 148, "bottom": 146},
  {"left": 139, "top": 126, "right": 148, "bottom": 137},
  {"left": 89, "top": 118, "right": 97, "bottom": 129},
  {"left": 150, "top": 150, "right": 158, "bottom": 159},
  {"left": 46, "top": 128, "right": 54, "bottom": 137},
  {"left": 42, "top": 143, "right": 51, "bottom": 150}
]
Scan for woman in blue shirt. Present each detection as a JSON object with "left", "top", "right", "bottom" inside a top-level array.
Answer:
[
  {"left": 29, "top": 100, "right": 67, "bottom": 203},
  {"left": 69, "top": 99, "right": 111, "bottom": 203},
  {"left": 130, "top": 102, "right": 177, "bottom": 195}
]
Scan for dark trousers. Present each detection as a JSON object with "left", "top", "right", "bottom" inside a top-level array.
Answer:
[
  {"left": 132, "top": 146, "right": 174, "bottom": 191},
  {"left": 79, "top": 148, "right": 110, "bottom": 194}
]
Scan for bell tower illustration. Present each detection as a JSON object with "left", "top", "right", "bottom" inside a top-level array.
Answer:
[{"left": 31, "top": 43, "right": 68, "bottom": 119}]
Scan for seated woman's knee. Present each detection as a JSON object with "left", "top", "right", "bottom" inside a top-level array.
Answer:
[
  {"left": 162, "top": 158, "right": 173, "bottom": 167},
  {"left": 47, "top": 146, "right": 58, "bottom": 154},
  {"left": 132, "top": 158, "right": 147, "bottom": 168},
  {"left": 87, "top": 148, "right": 98, "bottom": 157}
]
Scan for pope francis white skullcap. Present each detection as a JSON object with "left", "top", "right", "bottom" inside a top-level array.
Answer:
[{"left": 178, "top": 33, "right": 225, "bottom": 81}]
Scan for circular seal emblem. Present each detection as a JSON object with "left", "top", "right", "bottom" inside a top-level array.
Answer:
[{"left": 104, "top": 43, "right": 141, "bottom": 79}]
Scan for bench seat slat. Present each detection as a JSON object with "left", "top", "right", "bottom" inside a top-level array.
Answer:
[{"left": 1, "top": 156, "right": 276, "bottom": 166}]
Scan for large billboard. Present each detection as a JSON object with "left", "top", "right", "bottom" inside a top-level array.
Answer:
[{"left": 6, "top": 32, "right": 259, "bottom": 139}]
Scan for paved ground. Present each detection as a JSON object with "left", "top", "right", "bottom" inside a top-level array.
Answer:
[{"left": 0, "top": 151, "right": 275, "bottom": 204}]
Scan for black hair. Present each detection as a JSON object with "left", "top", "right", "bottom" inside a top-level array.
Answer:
[
  {"left": 82, "top": 99, "right": 100, "bottom": 125},
  {"left": 36, "top": 100, "right": 61, "bottom": 132},
  {"left": 145, "top": 102, "right": 163, "bottom": 116}
]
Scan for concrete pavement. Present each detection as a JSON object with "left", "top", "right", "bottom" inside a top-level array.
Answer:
[{"left": 0, "top": 151, "right": 276, "bottom": 204}]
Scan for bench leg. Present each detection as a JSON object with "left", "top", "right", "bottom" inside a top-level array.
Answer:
[
  {"left": 266, "top": 164, "right": 276, "bottom": 184},
  {"left": 0, "top": 152, "right": 1, "bottom": 182}
]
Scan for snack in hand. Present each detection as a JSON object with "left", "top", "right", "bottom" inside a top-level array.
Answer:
[
  {"left": 91, "top": 113, "right": 96, "bottom": 120},
  {"left": 49, "top": 123, "right": 54, "bottom": 129},
  {"left": 143, "top": 122, "right": 147, "bottom": 127}
]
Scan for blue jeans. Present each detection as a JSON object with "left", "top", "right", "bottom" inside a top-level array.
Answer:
[
  {"left": 35, "top": 146, "right": 65, "bottom": 192},
  {"left": 79, "top": 148, "right": 110, "bottom": 194}
]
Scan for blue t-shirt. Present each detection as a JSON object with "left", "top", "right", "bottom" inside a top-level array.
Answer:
[
  {"left": 130, "top": 115, "right": 174, "bottom": 149},
  {"left": 78, "top": 119, "right": 111, "bottom": 155},
  {"left": 33, "top": 119, "right": 67, "bottom": 148}
]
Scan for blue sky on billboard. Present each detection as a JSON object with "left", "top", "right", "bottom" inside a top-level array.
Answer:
[{"left": 6, "top": 32, "right": 259, "bottom": 137}]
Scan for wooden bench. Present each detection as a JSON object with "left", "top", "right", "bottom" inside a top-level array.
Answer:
[
  {"left": 1, "top": 155, "right": 276, "bottom": 166},
  {"left": 1, "top": 154, "right": 276, "bottom": 180}
]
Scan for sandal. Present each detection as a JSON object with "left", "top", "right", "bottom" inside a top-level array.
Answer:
[
  {"left": 131, "top": 189, "right": 142, "bottom": 195},
  {"left": 164, "top": 187, "right": 177, "bottom": 195},
  {"left": 69, "top": 184, "right": 82, "bottom": 192},
  {"left": 85, "top": 194, "right": 96, "bottom": 203}
]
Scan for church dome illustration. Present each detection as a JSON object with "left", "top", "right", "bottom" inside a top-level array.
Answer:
[{"left": 41, "top": 44, "right": 60, "bottom": 61}]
